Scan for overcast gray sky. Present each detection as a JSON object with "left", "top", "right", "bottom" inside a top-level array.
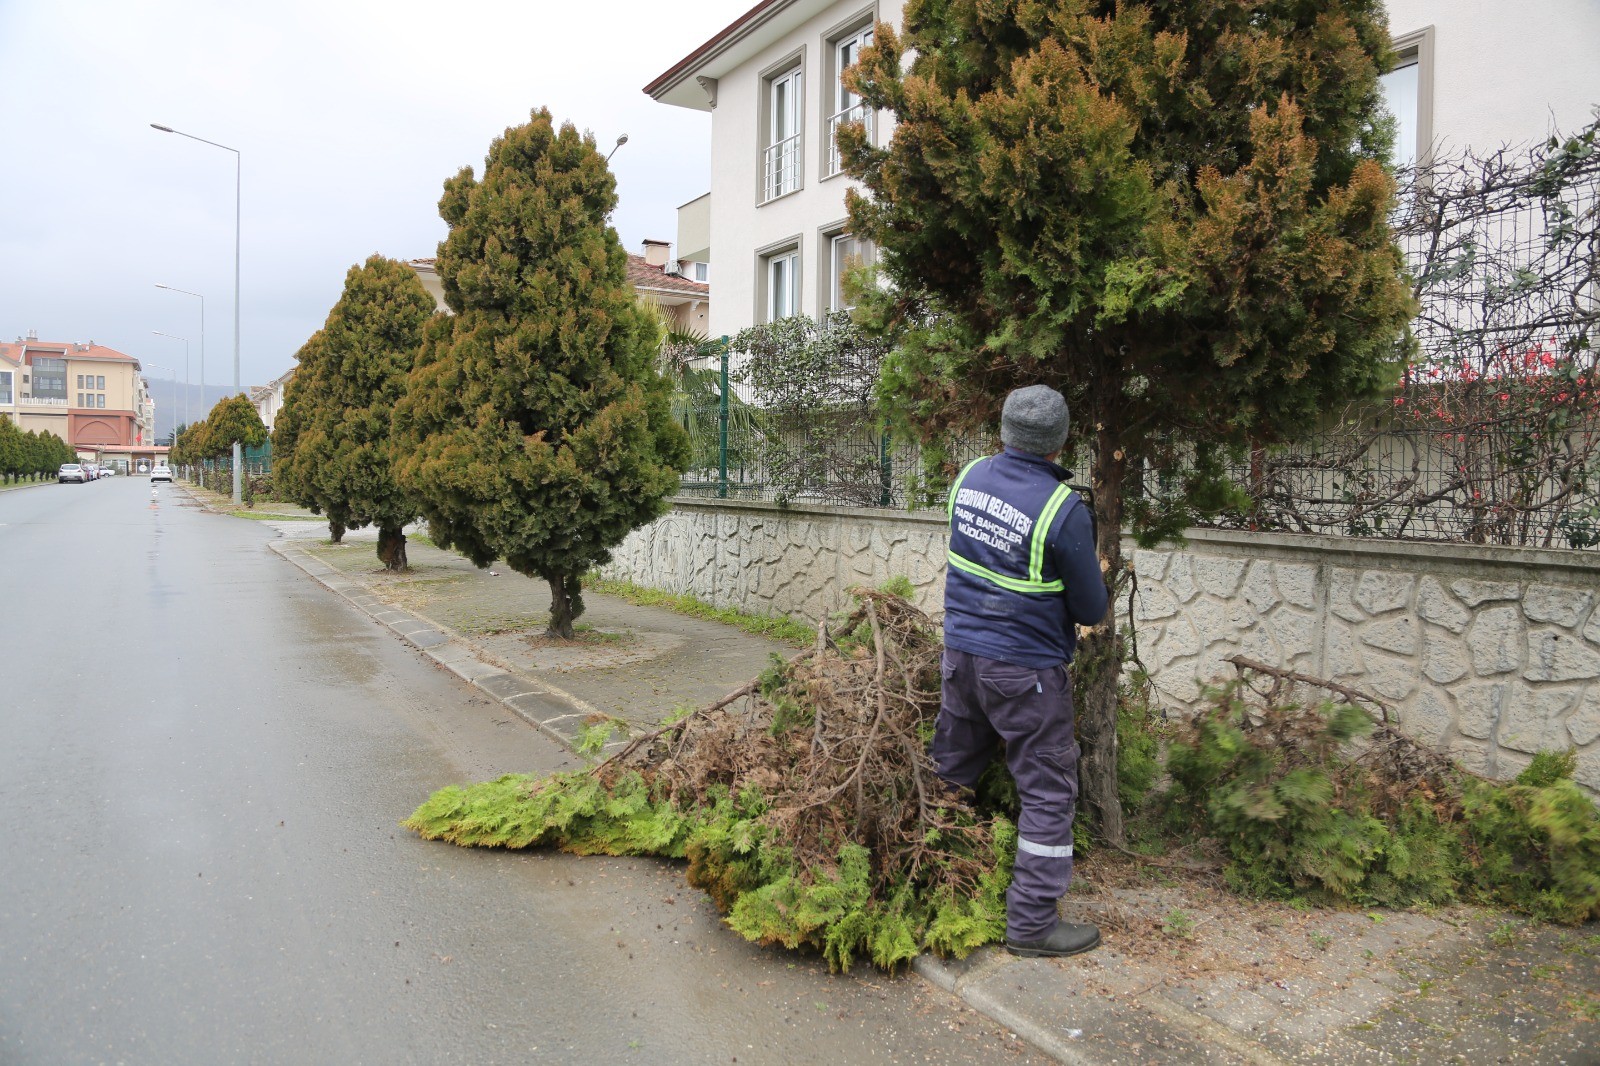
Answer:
[{"left": 0, "top": 0, "right": 749, "bottom": 390}]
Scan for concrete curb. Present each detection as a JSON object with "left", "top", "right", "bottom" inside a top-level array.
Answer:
[
  {"left": 913, "top": 953, "right": 1103, "bottom": 1066},
  {"left": 267, "top": 539, "right": 626, "bottom": 758}
]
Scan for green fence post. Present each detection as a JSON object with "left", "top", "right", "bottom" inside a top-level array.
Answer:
[
  {"left": 718, "top": 338, "right": 730, "bottom": 499},
  {"left": 879, "top": 429, "right": 892, "bottom": 507}
]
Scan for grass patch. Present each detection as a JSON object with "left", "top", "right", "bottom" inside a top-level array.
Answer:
[
  {"left": 583, "top": 576, "right": 814, "bottom": 646},
  {"left": 227, "top": 510, "right": 324, "bottom": 521}
]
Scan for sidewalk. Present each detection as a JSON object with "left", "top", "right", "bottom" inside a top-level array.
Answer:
[{"left": 234, "top": 497, "right": 1599, "bottom": 1065}]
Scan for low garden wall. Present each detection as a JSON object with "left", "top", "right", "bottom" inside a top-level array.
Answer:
[{"left": 602, "top": 498, "right": 1600, "bottom": 794}]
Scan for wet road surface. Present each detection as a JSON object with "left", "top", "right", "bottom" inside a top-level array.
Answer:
[{"left": 0, "top": 479, "right": 1043, "bottom": 1065}]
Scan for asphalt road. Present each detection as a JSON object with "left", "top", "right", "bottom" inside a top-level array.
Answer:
[{"left": 0, "top": 478, "right": 1041, "bottom": 1066}]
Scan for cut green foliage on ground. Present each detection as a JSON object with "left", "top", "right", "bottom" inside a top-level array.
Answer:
[
  {"left": 1161, "top": 678, "right": 1600, "bottom": 924},
  {"left": 582, "top": 576, "right": 814, "bottom": 647},
  {"left": 407, "top": 589, "right": 1011, "bottom": 972}
]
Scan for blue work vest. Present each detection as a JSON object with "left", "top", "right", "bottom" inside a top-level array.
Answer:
[{"left": 943, "top": 451, "right": 1084, "bottom": 667}]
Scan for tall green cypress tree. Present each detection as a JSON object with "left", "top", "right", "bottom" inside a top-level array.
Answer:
[
  {"left": 276, "top": 257, "right": 433, "bottom": 568},
  {"left": 205, "top": 396, "right": 267, "bottom": 458},
  {"left": 394, "top": 108, "right": 690, "bottom": 637},
  {"left": 842, "top": 0, "right": 1415, "bottom": 842},
  {"left": 275, "top": 331, "right": 349, "bottom": 542}
]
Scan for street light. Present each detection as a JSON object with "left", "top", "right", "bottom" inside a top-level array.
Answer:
[
  {"left": 151, "top": 122, "right": 242, "bottom": 503},
  {"left": 151, "top": 332, "right": 190, "bottom": 429},
  {"left": 155, "top": 284, "right": 204, "bottom": 426},
  {"left": 141, "top": 361, "right": 179, "bottom": 463},
  {"left": 606, "top": 133, "right": 629, "bottom": 162}
]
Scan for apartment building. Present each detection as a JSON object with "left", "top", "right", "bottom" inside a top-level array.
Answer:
[
  {"left": 249, "top": 367, "right": 296, "bottom": 432},
  {"left": 1381, "top": 0, "right": 1599, "bottom": 171},
  {"left": 645, "top": 0, "right": 897, "bottom": 342},
  {"left": 0, "top": 334, "right": 161, "bottom": 469},
  {"left": 648, "top": 0, "right": 1600, "bottom": 342}
]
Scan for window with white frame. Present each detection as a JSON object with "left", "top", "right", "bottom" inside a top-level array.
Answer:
[
  {"left": 691, "top": 262, "right": 709, "bottom": 283},
  {"left": 827, "top": 232, "right": 872, "bottom": 313},
  {"left": 0, "top": 371, "right": 11, "bottom": 404},
  {"left": 1379, "top": 28, "right": 1433, "bottom": 171},
  {"left": 764, "top": 248, "right": 802, "bottom": 321},
  {"left": 826, "top": 25, "right": 874, "bottom": 177},
  {"left": 763, "top": 66, "right": 804, "bottom": 202}
]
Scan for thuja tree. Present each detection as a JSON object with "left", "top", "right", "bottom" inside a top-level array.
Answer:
[
  {"left": 842, "top": 0, "right": 1415, "bottom": 842},
  {"left": 203, "top": 396, "right": 267, "bottom": 458},
  {"left": 274, "top": 332, "right": 349, "bottom": 542},
  {"left": 276, "top": 258, "right": 433, "bottom": 567},
  {"left": 393, "top": 108, "right": 690, "bottom": 638}
]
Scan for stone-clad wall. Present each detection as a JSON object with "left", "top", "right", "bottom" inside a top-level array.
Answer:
[
  {"left": 1130, "top": 535, "right": 1600, "bottom": 792},
  {"left": 602, "top": 499, "right": 1600, "bottom": 793}
]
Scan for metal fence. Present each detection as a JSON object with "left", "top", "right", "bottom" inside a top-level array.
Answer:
[
  {"left": 1209, "top": 126, "right": 1600, "bottom": 549},
  {"left": 672, "top": 127, "right": 1600, "bottom": 551}
]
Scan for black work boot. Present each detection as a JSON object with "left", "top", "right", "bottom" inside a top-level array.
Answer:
[{"left": 1005, "top": 921, "right": 1101, "bottom": 958}]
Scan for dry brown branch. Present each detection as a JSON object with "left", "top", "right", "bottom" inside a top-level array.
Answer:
[
  {"left": 587, "top": 588, "right": 987, "bottom": 896},
  {"left": 1226, "top": 654, "right": 1391, "bottom": 724}
]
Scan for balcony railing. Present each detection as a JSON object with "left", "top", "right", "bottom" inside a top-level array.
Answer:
[
  {"left": 762, "top": 133, "right": 802, "bottom": 203},
  {"left": 826, "top": 104, "right": 873, "bottom": 177},
  {"left": 19, "top": 397, "right": 67, "bottom": 407}
]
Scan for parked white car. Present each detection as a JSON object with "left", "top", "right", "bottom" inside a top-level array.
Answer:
[{"left": 150, "top": 464, "right": 173, "bottom": 483}]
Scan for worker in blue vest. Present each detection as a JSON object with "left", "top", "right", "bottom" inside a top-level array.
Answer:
[{"left": 933, "top": 384, "right": 1110, "bottom": 958}]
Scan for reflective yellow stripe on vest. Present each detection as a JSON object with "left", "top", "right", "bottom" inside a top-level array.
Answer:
[{"left": 947, "top": 458, "right": 1074, "bottom": 596}]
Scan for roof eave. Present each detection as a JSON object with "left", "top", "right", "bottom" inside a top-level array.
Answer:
[{"left": 645, "top": 0, "right": 841, "bottom": 111}]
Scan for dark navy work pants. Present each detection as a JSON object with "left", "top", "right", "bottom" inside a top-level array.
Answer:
[{"left": 931, "top": 648, "right": 1080, "bottom": 942}]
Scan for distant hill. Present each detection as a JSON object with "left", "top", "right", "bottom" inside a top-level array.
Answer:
[{"left": 145, "top": 378, "right": 261, "bottom": 442}]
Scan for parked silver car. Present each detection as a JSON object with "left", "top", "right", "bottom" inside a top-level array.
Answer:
[{"left": 58, "top": 463, "right": 88, "bottom": 484}]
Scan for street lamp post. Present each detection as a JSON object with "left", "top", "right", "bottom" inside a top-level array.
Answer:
[
  {"left": 141, "top": 361, "right": 179, "bottom": 465},
  {"left": 150, "top": 332, "right": 190, "bottom": 429},
  {"left": 151, "top": 122, "right": 242, "bottom": 503},
  {"left": 155, "top": 284, "right": 204, "bottom": 430}
]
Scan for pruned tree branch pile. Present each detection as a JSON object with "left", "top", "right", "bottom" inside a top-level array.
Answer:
[
  {"left": 1164, "top": 664, "right": 1600, "bottom": 923},
  {"left": 404, "top": 589, "right": 1014, "bottom": 971}
]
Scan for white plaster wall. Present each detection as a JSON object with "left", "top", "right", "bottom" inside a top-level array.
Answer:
[
  {"left": 708, "top": 0, "right": 903, "bottom": 340},
  {"left": 1386, "top": 0, "right": 1600, "bottom": 153}
]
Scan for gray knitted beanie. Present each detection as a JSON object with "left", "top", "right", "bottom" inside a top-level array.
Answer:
[{"left": 1000, "top": 385, "right": 1070, "bottom": 456}]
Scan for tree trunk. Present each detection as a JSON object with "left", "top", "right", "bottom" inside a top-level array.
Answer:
[
  {"left": 377, "top": 525, "right": 407, "bottom": 571},
  {"left": 1077, "top": 394, "right": 1129, "bottom": 847},
  {"left": 328, "top": 519, "right": 345, "bottom": 544},
  {"left": 545, "top": 572, "right": 584, "bottom": 640}
]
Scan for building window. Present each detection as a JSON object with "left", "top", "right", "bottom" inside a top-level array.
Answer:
[
  {"left": 692, "top": 262, "right": 709, "bottom": 283},
  {"left": 97, "top": 375, "right": 106, "bottom": 390},
  {"left": 762, "top": 65, "right": 804, "bottom": 203},
  {"left": 97, "top": 394, "right": 106, "bottom": 409},
  {"left": 827, "top": 232, "right": 873, "bottom": 313},
  {"left": 763, "top": 248, "right": 801, "bottom": 322},
  {"left": 32, "top": 357, "right": 66, "bottom": 400},
  {"left": 826, "top": 25, "right": 874, "bottom": 177},
  {"left": 77, "top": 374, "right": 85, "bottom": 389},
  {"left": 76, "top": 393, "right": 84, "bottom": 407},
  {"left": 1379, "top": 27, "right": 1434, "bottom": 171},
  {"left": 0, "top": 371, "right": 11, "bottom": 404}
]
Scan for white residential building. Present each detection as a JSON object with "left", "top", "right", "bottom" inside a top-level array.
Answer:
[
  {"left": 249, "top": 367, "right": 296, "bottom": 432},
  {"left": 1380, "top": 0, "right": 1599, "bottom": 172},
  {"left": 650, "top": 0, "right": 1599, "bottom": 341},
  {"left": 646, "top": 0, "right": 900, "bottom": 342}
]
